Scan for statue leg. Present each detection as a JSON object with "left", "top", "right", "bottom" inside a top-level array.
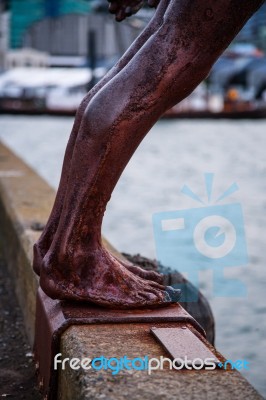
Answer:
[
  {"left": 33, "top": 0, "right": 169, "bottom": 280},
  {"left": 40, "top": 0, "right": 263, "bottom": 308}
]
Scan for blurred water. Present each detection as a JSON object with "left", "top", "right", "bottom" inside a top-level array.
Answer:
[{"left": 0, "top": 115, "right": 265, "bottom": 397}]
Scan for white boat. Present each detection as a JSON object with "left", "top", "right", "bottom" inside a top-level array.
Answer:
[{"left": 0, "top": 67, "right": 106, "bottom": 112}]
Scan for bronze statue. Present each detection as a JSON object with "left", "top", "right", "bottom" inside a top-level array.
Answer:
[{"left": 33, "top": 0, "right": 263, "bottom": 308}]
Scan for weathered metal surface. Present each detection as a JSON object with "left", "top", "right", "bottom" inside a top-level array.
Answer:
[
  {"left": 34, "top": 288, "right": 206, "bottom": 400},
  {"left": 33, "top": 0, "right": 179, "bottom": 309},
  {"left": 151, "top": 327, "right": 220, "bottom": 364},
  {"left": 33, "top": 0, "right": 264, "bottom": 309}
]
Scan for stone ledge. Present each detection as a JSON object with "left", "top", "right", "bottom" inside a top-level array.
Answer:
[
  {"left": 0, "top": 141, "right": 262, "bottom": 399},
  {"left": 59, "top": 324, "right": 262, "bottom": 400},
  {"left": 0, "top": 141, "right": 53, "bottom": 344}
]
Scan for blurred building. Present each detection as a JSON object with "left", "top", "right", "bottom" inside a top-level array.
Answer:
[
  {"left": 5, "top": 48, "right": 49, "bottom": 68},
  {"left": 10, "top": 0, "right": 92, "bottom": 49},
  {"left": 0, "top": 1, "right": 9, "bottom": 70},
  {"left": 236, "top": 3, "right": 266, "bottom": 51},
  {"left": 8, "top": 0, "right": 140, "bottom": 67}
]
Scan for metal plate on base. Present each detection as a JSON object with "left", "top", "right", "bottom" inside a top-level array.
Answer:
[{"left": 151, "top": 327, "right": 220, "bottom": 365}]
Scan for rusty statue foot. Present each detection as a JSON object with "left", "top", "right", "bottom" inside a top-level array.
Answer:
[
  {"left": 34, "top": 243, "right": 163, "bottom": 284},
  {"left": 115, "top": 256, "right": 163, "bottom": 283},
  {"left": 35, "top": 0, "right": 263, "bottom": 309},
  {"left": 32, "top": 0, "right": 170, "bottom": 282},
  {"left": 40, "top": 247, "right": 180, "bottom": 308}
]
